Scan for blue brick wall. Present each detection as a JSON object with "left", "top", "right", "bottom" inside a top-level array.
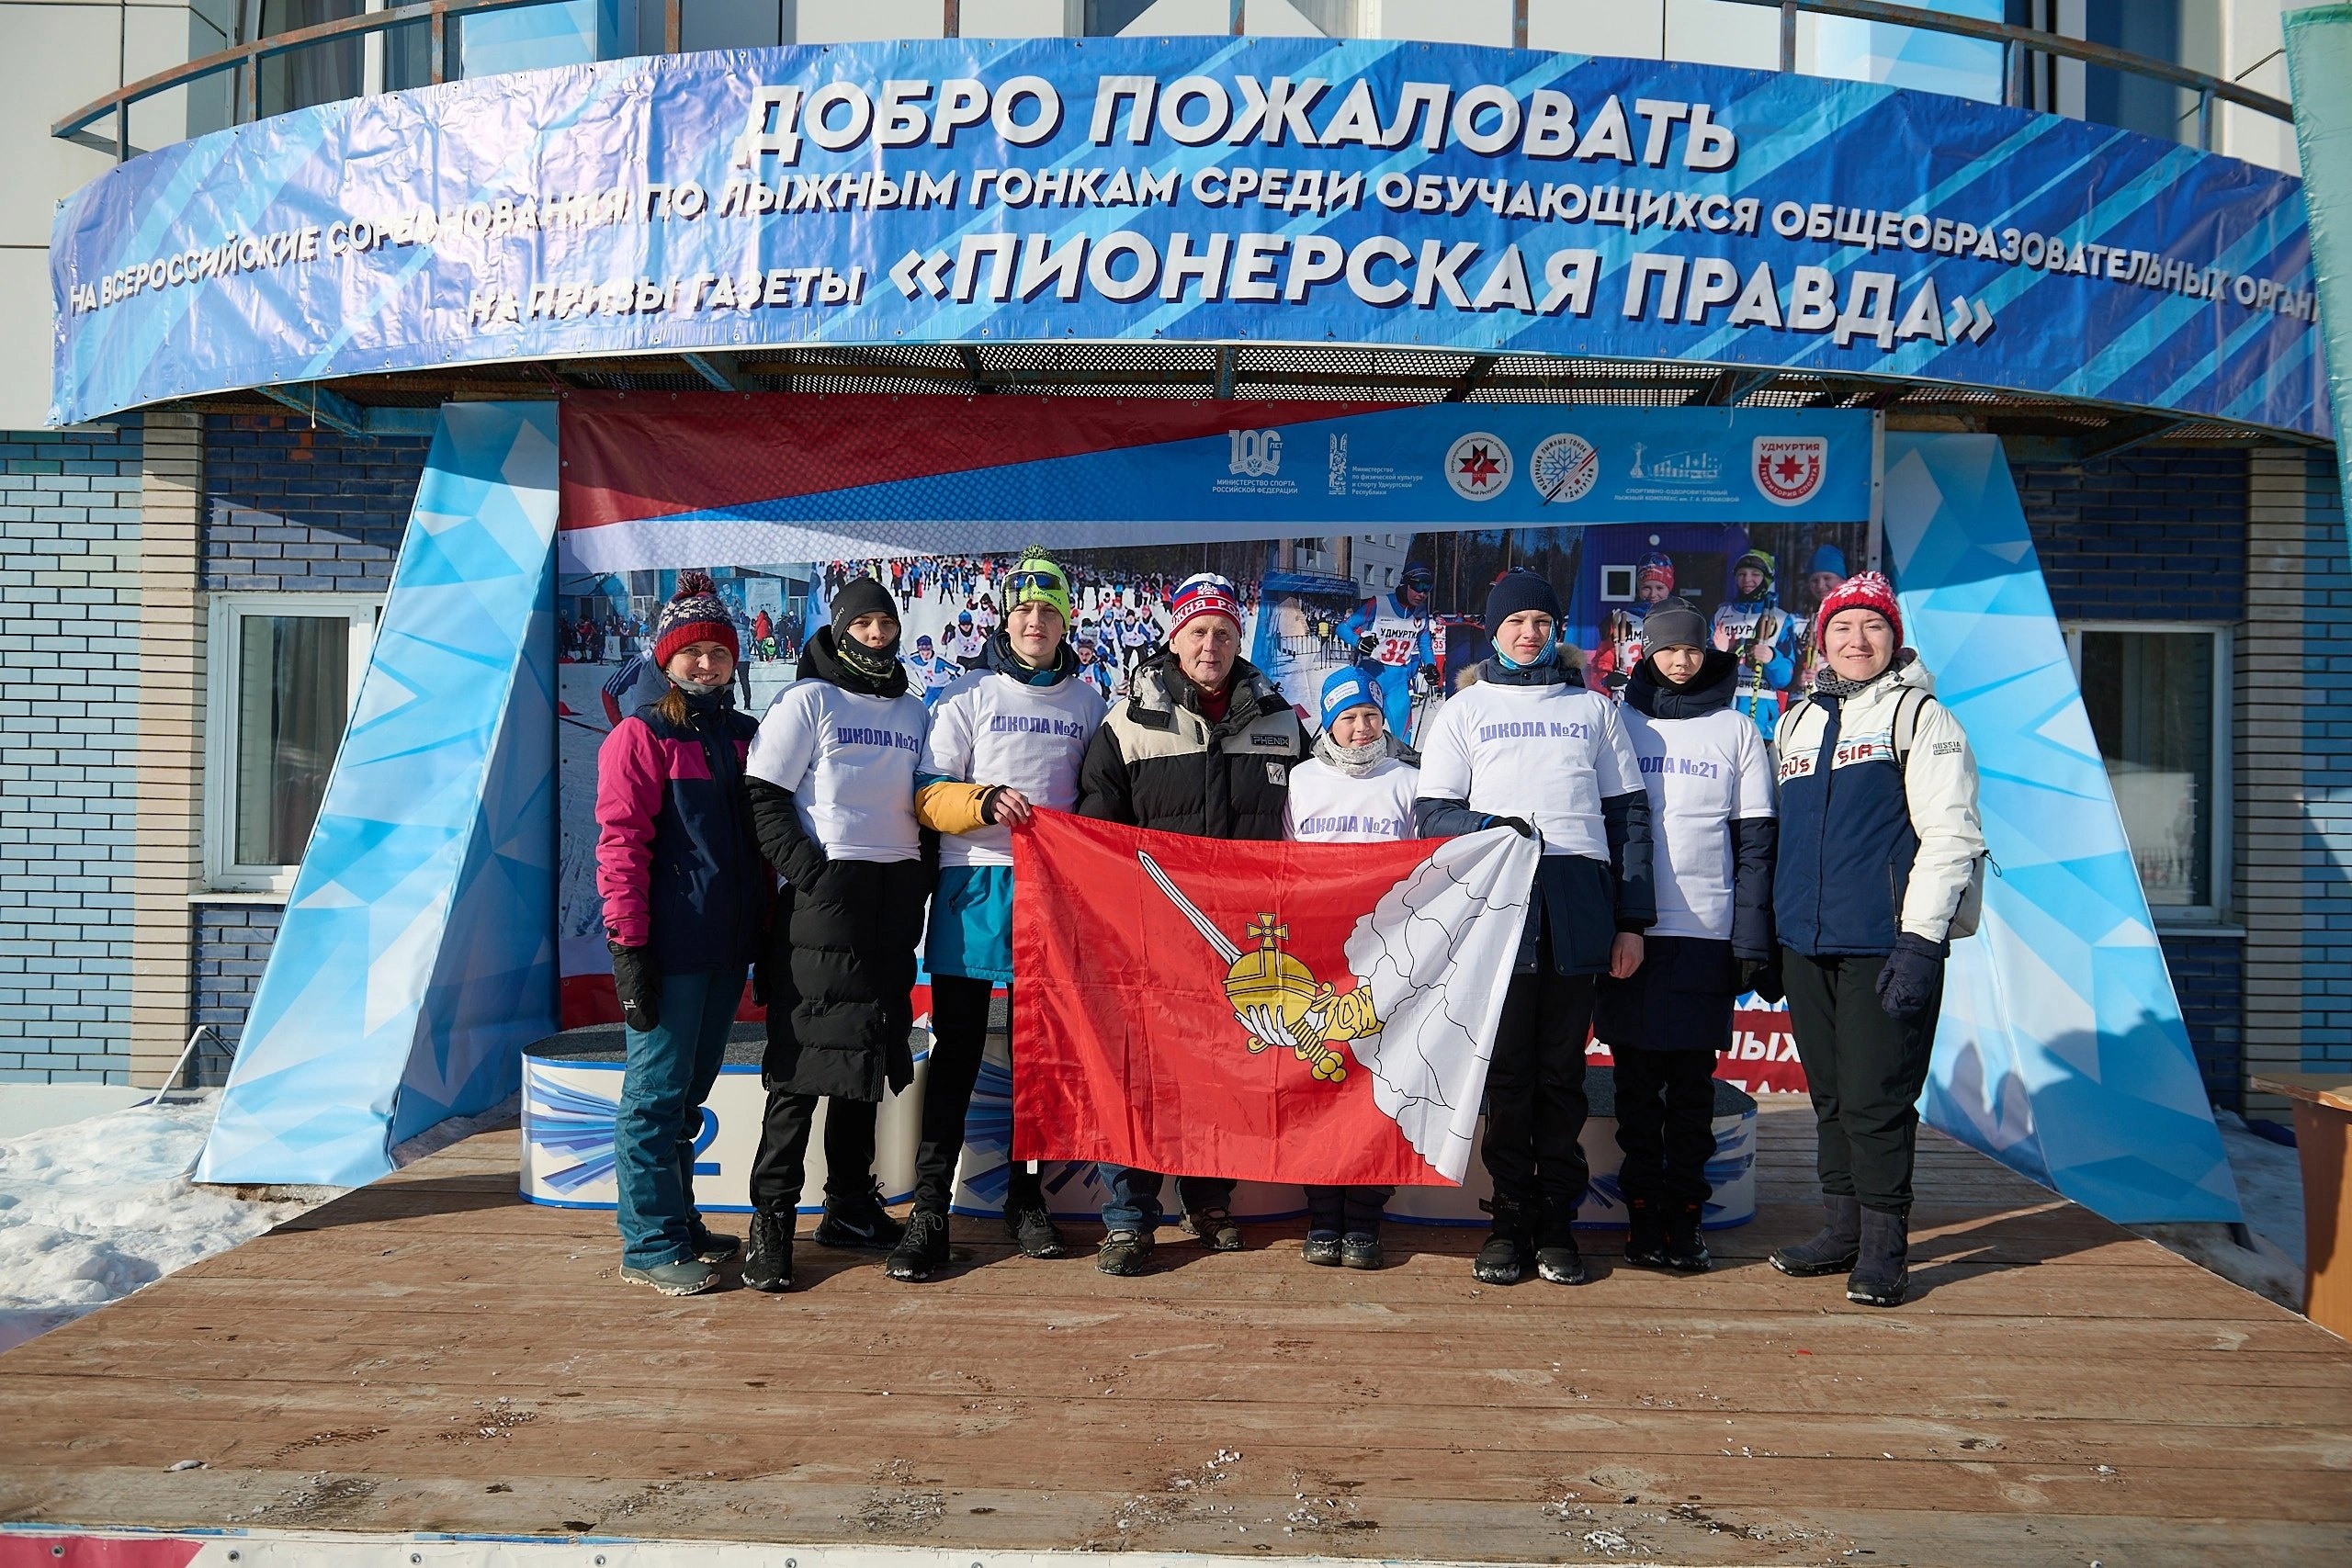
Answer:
[
  {"left": 2160, "top": 933, "right": 2245, "bottom": 1113},
  {"left": 203, "top": 413, "right": 428, "bottom": 594},
  {"left": 191, "top": 903, "right": 281, "bottom": 1085},
  {"left": 2303, "top": 452, "right": 2351, "bottom": 1073},
  {"left": 192, "top": 414, "right": 427, "bottom": 1058},
  {"left": 2013, "top": 447, "right": 2247, "bottom": 623},
  {"left": 0, "top": 421, "right": 142, "bottom": 1084}
]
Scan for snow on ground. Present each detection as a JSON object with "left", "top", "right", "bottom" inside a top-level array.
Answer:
[
  {"left": 0, "top": 1091, "right": 335, "bottom": 1353},
  {"left": 0, "top": 1089, "right": 520, "bottom": 1355}
]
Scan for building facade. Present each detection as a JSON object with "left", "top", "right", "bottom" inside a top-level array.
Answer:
[{"left": 4, "top": 2, "right": 2344, "bottom": 1134}]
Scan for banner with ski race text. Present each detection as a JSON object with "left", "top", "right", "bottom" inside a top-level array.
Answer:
[
  {"left": 1011, "top": 811, "right": 1540, "bottom": 1188},
  {"left": 52, "top": 37, "right": 2327, "bottom": 436}
]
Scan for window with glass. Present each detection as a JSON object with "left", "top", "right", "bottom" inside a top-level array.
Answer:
[
  {"left": 207, "top": 595, "right": 380, "bottom": 892},
  {"left": 2066, "top": 622, "right": 2229, "bottom": 919}
]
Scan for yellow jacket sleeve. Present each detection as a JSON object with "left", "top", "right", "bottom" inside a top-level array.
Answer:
[{"left": 916, "top": 780, "right": 993, "bottom": 835}]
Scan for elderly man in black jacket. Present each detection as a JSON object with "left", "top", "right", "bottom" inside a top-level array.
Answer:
[{"left": 1074, "top": 572, "right": 1306, "bottom": 1276}]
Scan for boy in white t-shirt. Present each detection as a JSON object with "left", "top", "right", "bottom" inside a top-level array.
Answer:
[
  {"left": 1283, "top": 667, "right": 1420, "bottom": 1270},
  {"left": 1595, "top": 602, "right": 1777, "bottom": 1275},
  {"left": 1414, "top": 570, "right": 1656, "bottom": 1289}
]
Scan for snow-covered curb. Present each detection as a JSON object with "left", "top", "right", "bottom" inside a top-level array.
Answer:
[{"left": 0, "top": 1090, "right": 519, "bottom": 1355}]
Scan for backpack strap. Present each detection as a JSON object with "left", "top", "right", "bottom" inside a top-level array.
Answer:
[{"left": 1892, "top": 686, "right": 1931, "bottom": 768}]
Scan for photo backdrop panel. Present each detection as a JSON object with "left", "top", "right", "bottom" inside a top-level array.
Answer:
[{"left": 1885, "top": 432, "right": 2241, "bottom": 1225}]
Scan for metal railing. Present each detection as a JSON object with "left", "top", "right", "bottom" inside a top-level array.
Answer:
[{"left": 53, "top": 0, "right": 2294, "bottom": 163}]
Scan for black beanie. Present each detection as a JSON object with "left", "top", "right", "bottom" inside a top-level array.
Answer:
[
  {"left": 1483, "top": 567, "right": 1562, "bottom": 630},
  {"left": 831, "top": 574, "right": 898, "bottom": 637}
]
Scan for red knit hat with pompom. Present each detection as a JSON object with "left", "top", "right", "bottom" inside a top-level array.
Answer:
[
  {"left": 1812, "top": 570, "right": 1903, "bottom": 650},
  {"left": 651, "top": 570, "right": 740, "bottom": 669}
]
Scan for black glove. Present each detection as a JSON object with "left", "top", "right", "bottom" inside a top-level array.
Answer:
[
  {"left": 1353, "top": 633, "right": 1379, "bottom": 659},
  {"left": 608, "top": 938, "right": 661, "bottom": 1033},
  {"left": 978, "top": 785, "right": 1009, "bottom": 826},
  {"left": 1486, "top": 815, "right": 1539, "bottom": 840},
  {"left": 1740, "top": 953, "right": 1784, "bottom": 1005},
  {"left": 1875, "top": 933, "right": 1946, "bottom": 1021}
]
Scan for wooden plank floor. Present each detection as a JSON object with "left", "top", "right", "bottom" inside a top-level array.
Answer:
[{"left": 3, "top": 1103, "right": 2348, "bottom": 1566}]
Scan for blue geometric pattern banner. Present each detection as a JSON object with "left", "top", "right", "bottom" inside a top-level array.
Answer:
[
  {"left": 50, "top": 39, "right": 2326, "bottom": 436},
  {"left": 1885, "top": 432, "right": 2242, "bottom": 1224},
  {"left": 197, "top": 403, "right": 560, "bottom": 1188}
]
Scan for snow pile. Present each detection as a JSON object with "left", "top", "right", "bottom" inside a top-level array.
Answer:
[{"left": 0, "top": 1092, "right": 337, "bottom": 1354}]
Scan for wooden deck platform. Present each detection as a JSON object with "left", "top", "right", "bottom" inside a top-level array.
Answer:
[{"left": 3, "top": 1103, "right": 2348, "bottom": 1565}]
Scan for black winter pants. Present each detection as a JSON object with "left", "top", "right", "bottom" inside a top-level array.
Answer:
[
  {"left": 1781, "top": 948, "right": 1941, "bottom": 1216},
  {"left": 1611, "top": 1045, "right": 1718, "bottom": 1206},
  {"left": 1482, "top": 958, "right": 1596, "bottom": 1209},
  {"left": 1305, "top": 1185, "right": 1392, "bottom": 1235},
  {"left": 915, "top": 975, "right": 1043, "bottom": 1217},
  {"left": 748, "top": 1092, "right": 879, "bottom": 1213}
]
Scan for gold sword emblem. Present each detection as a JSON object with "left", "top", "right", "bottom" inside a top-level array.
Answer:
[{"left": 1136, "top": 851, "right": 1379, "bottom": 1083}]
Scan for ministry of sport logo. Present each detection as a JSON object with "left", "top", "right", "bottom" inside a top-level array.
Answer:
[
  {"left": 1444, "top": 432, "right": 1512, "bottom": 501},
  {"left": 1531, "top": 433, "right": 1600, "bottom": 504},
  {"left": 1228, "top": 427, "right": 1284, "bottom": 478},
  {"left": 1753, "top": 436, "right": 1826, "bottom": 506}
]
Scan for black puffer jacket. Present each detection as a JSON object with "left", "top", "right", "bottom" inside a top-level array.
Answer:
[
  {"left": 747, "top": 629, "right": 930, "bottom": 1102},
  {"left": 1074, "top": 653, "right": 1306, "bottom": 840}
]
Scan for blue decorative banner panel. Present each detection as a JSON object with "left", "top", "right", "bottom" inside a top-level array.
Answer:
[
  {"left": 1884, "top": 431, "right": 2241, "bottom": 1224},
  {"left": 51, "top": 38, "right": 2326, "bottom": 436},
  {"left": 198, "top": 403, "right": 560, "bottom": 1188}
]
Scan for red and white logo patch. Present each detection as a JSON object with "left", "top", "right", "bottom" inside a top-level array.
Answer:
[{"left": 1753, "top": 437, "right": 1826, "bottom": 507}]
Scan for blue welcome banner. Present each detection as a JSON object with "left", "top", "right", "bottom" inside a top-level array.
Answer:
[{"left": 51, "top": 38, "right": 2326, "bottom": 435}]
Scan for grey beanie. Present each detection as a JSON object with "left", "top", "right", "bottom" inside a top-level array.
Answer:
[{"left": 1641, "top": 601, "right": 1707, "bottom": 652}]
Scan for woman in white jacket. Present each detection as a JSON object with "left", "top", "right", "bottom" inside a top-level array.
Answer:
[
  {"left": 1283, "top": 667, "right": 1420, "bottom": 1269},
  {"left": 1767, "top": 572, "right": 1984, "bottom": 1308}
]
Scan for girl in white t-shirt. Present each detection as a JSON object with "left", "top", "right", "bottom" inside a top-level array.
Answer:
[
  {"left": 1282, "top": 668, "right": 1421, "bottom": 1270},
  {"left": 1594, "top": 602, "right": 1776, "bottom": 1277}
]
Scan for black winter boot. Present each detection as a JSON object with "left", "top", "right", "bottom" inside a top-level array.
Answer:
[
  {"left": 1473, "top": 1198, "right": 1532, "bottom": 1285},
  {"left": 1623, "top": 1198, "right": 1668, "bottom": 1268},
  {"left": 814, "top": 1179, "right": 905, "bottom": 1250},
  {"left": 1534, "top": 1195, "right": 1587, "bottom": 1286},
  {"left": 1664, "top": 1202, "right": 1712, "bottom": 1274},
  {"left": 1002, "top": 1202, "right": 1069, "bottom": 1259},
  {"left": 1846, "top": 1208, "right": 1910, "bottom": 1307},
  {"left": 885, "top": 1210, "right": 953, "bottom": 1281},
  {"left": 1770, "top": 1194, "right": 1862, "bottom": 1278},
  {"left": 742, "top": 1208, "right": 795, "bottom": 1293}
]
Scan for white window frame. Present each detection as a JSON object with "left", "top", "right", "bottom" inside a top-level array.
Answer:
[
  {"left": 204, "top": 592, "right": 383, "bottom": 896},
  {"left": 2062, "top": 619, "right": 2232, "bottom": 925}
]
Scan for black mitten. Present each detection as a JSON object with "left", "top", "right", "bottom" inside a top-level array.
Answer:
[{"left": 1874, "top": 934, "right": 1946, "bottom": 1021}]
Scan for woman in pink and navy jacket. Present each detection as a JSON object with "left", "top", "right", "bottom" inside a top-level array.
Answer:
[{"left": 594, "top": 572, "right": 772, "bottom": 1298}]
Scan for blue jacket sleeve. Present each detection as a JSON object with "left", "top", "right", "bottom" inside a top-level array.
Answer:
[
  {"left": 1729, "top": 817, "right": 1778, "bottom": 959},
  {"left": 1599, "top": 788, "right": 1657, "bottom": 931},
  {"left": 1413, "top": 795, "right": 1494, "bottom": 840}
]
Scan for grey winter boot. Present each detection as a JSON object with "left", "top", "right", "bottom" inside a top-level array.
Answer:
[
  {"left": 1770, "top": 1194, "right": 1862, "bottom": 1278},
  {"left": 1846, "top": 1208, "right": 1910, "bottom": 1307}
]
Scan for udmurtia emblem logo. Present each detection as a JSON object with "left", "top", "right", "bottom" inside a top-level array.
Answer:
[{"left": 1140, "top": 852, "right": 1380, "bottom": 1083}]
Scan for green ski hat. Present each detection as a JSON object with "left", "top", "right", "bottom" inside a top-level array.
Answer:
[{"left": 999, "top": 547, "right": 1073, "bottom": 624}]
